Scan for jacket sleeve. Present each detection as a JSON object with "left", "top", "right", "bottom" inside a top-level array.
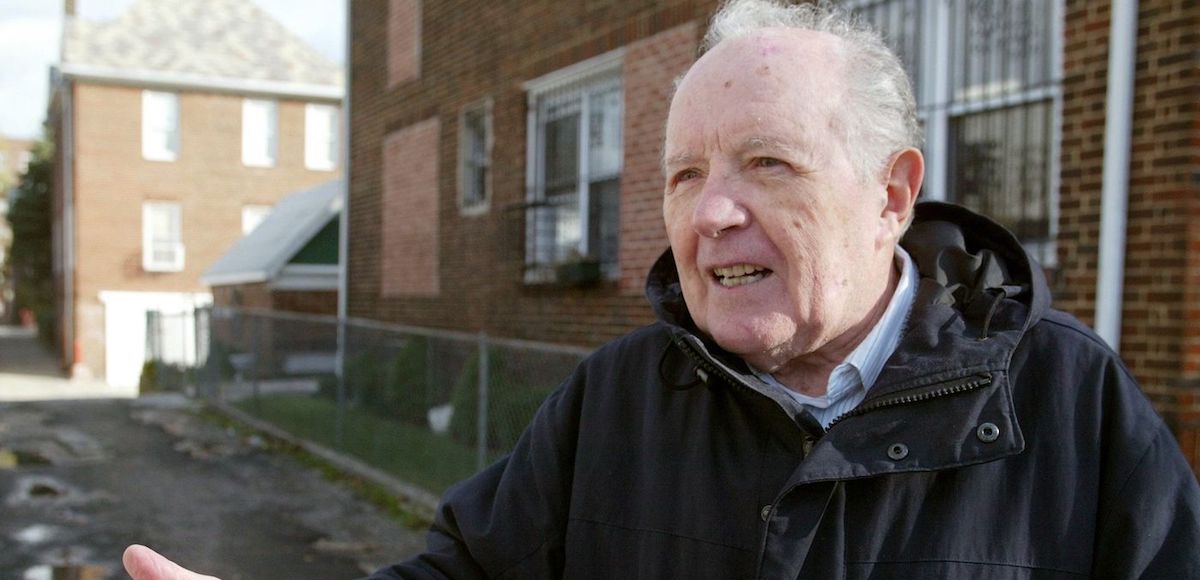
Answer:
[
  {"left": 1091, "top": 364, "right": 1200, "bottom": 579},
  {"left": 364, "top": 363, "right": 587, "bottom": 580}
]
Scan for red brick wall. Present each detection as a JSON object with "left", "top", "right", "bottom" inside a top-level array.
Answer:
[
  {"left": 212, "top": 284, "right": 337, "bottom": 315},
  {"left": 1059, "top": 0, "right": 1200, "bottom": 472},
  {"left": 67, "top": 82, "right": 341, "bottom": 377},
  {"left": 388, "top": 0, "right": 421, "bottom": 88},
  {"left": 618, "top": 22, "right": 699, "bottom": 296},
  {"left": 349, "top": 0, "right": 717, "bottom": 347},
  {"left": 381, "top": 118, "right": 440, "bottom": 297}
]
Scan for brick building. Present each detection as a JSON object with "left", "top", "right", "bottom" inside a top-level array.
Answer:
[
  {"left": 348, "top": 1, "right": 1199, "bottom": 470},
  {"left": 49, "top": 0, "right": 343, "bottom": 388}
]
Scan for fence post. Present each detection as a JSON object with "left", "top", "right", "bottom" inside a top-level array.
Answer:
[
  {"left": 251, "top": 313, "right": 263, "bottom": 413},
  {"left": 335, "top": 317, "right": 347, "bottom": 452},
  {"left": 477, "top": 332, "right": 489, "bottom": 471}
]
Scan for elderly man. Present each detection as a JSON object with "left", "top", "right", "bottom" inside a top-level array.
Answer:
[{"left": 125, "top": 0, "right": 1200, "bottom": 578}]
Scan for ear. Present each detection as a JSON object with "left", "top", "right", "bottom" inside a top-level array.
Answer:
[{"left": 879, "top": 147, "right": 924, "bottom": 243}]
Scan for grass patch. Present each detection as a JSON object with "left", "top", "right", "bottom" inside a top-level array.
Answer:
[
  {"left": 232, "top": 394, "right": 484, "bottom": 496},
  {"left": 195, "top": 405, "right": 433, "bottom": 529}
]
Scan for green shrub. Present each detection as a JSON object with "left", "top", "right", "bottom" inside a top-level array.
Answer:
[
  {"left": 448, "top": 349, "right": 556, "bottom": 452},
  {"left": 341, "top": 336, "right": 432, "bottom": 425},
  {"left": 383, "top": 336, "right": 431, "bottom": 424},
  {"left": 139, "top": 359, "right": 194, "bottom": 394}
]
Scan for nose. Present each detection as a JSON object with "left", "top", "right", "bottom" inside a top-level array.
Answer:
[{"left": 692, "top": 176, "right": 748, "bottom": 239}]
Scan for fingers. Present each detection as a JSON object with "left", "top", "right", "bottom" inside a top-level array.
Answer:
[{"left": 123, "top": 545, "right": 222, "bottom": 580}]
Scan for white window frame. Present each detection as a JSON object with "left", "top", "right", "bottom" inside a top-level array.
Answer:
[
  {"left": 457, "top": 99, "right": 493, "bottom": 216},
  {"left": 242, "top": 98, "right": 278, "bottom": 168},
  {"left": 241, "top": 204, "right": 272, "bottom": 235},
  {"left": 846, "top": 0, "right": 1063, "bottom": 265},
  {"left": 304, "top": 103, "right": 338, "bottom": 171},
  {"left": 142, "top": 202, "right": 184, "bottom": 272},
  {"left": 522, "top": 49, "right": 624, "bottom": 284},
  {"left": 142, "top": 91, "right": 179, "bottom": 162}
]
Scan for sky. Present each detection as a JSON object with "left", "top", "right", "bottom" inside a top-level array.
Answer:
[{"left": 0, "top": 0, "right": 345, "bottom": 141}]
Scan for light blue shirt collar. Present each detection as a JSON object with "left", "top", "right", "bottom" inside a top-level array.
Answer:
[{"left": 752, "top": 246, "right": 918, "bottom": 426}]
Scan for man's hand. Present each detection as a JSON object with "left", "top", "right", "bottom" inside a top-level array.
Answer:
[{"left": 122, "top": 545, "right": 221, "bottom": 580}]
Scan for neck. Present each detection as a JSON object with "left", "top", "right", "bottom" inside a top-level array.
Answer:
[{"left": 772, "top": 257, "right": 901, "bottom": 397}]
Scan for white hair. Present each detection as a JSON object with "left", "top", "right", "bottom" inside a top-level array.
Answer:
[{"left": 700, "top": 0, "right": 922, "bottom": 183}]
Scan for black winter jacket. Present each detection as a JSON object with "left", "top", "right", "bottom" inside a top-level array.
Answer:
[{"left": 374, "top": 203, "right": 1200, "bottom": 579}]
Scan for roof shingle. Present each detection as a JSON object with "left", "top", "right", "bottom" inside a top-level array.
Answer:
[{"left": 63, "top": 0, "right": 342, "bottom": 88}]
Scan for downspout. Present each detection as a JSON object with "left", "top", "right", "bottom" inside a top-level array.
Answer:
[
  {"left": 1094, "top": 0, "right": 1138, "bottom": 351},
  {"left": 336, "top": 0, "right": 350, "bottom": 326},
  {"left": 62, "top": 75, "right": 77, "bottom": 374},
  {"left": 334, "top": 0, "right": 352, "bottom": 448}
]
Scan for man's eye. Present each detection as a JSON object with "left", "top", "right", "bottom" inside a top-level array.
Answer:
[
  {"left": 752, "top": 157, "right": 784, "bottom": 169},
  {"left": 675, "top": 169, "right": 701, "bottom": 183}
]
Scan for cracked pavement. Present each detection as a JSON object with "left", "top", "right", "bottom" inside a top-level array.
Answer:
[{"left": 0, "top": 395, "right": 426, "bottom": 579}]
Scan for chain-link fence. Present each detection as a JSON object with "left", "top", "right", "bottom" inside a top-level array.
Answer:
[{"left": 145, "top": 306, "right": 591, "bottom": 496}]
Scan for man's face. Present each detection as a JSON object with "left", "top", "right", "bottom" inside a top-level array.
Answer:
[{"left": 662, "top": 29, "right": 899, "bottom": 374}]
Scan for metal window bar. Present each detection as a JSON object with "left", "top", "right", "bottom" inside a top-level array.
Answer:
[
  {"left": 525, "top": 74, "right": 622, "bottom": 282},
  {"left": 846, "top": 0, "right": 1061, "bottom": 264}
]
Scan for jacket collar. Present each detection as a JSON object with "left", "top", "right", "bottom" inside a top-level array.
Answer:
[{"left": 646, "top": 202, "right": 1048, "bottom": 477}]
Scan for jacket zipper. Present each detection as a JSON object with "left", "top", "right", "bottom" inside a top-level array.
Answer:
[
  {"left": 669, "top": 333, "right": 760, "bottom": 396},
  {"left": 669, "top": 333, "right": 822, "bottom": 449},
  {"left": 825, "top": 372, "right": 993, "bottom": 430},
  {"left": 671, "top": 332, "right": 993, "bottom": 446}
]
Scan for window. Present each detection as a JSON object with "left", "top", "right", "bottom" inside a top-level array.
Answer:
[
  {"left": 143, "top": 202, "right": 184, "bottom": 272},
  {"left": 524, "top": 52, "right": 623, "bottom": 283},
  {"left": 847, "top": 0, "right": 1062, "bottom": 264},
  {"left": 305, "top": 103, "right": 338, "bottom": 171},
  {"left": 242, "top": 204, "right": 272, "bottom": 235},
  {"left": 458, "top": 101, "right": 492, "bottom": 214},
  {"left": 242, "top": 99, "right": 277, "bottom": 167},
  {"left": 142, "top": 91, "right": 179, "bottom": 161}
]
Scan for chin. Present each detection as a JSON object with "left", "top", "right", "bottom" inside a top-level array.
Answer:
[{"left": 703, "top": 316, "right": 798, "bottom": 363}]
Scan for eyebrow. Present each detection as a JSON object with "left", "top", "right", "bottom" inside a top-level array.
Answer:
[
  {"left": 739, "top": 135, "right": 812, "bottom": 159},
  {"left": 662, "top": 151, "right": 696, "bottom": 171},
  {"left": 662, "top": 135, "right": 816, "bottom": 172}
]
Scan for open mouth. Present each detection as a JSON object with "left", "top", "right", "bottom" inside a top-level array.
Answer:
[{"left": 712, "top": 263, "right": 772, "bottom": 288}]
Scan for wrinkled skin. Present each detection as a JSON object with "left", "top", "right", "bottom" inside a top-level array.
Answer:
[{"left": 662, "top": 27, "right": 922, "bottom": 395}]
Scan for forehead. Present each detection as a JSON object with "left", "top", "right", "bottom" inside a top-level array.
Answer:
[{"left": 666, "top": 29, "right": 847, "bottom": 154}]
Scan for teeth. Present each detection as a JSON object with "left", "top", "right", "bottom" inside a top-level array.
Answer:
[
  {"left": 712, "top": 263, "right": 769, "bottom": 287},
  {"left": 718, "top": 272, "right": 765, "bottom": 287}
]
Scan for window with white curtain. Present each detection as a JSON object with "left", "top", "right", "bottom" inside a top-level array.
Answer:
[
  {"left": 524, "top": 52, "right": 623, "bottom": 283},
  {"left": 846, "top": 0, "right": 1062, "bottom": 264},
  {"left": 305, "top": 103, "right": 338, "bottom": 171},
  {"left": 242, "top": 99, "right": 278, "bottom": 167},
  {"left": 142, "top": 202, "right": 184, "bottom": 272},
  {"left": 142, "top": 91, "right": 179, "bottom": 162}
]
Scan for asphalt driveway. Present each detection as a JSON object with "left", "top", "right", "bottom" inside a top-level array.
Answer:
[{"left": 0, "top": 326, "right": 425, "bottom": 579}]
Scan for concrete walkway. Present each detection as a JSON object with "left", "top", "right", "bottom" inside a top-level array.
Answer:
[{"left": 0, "top": 326, "right": 135, "bottom": 401}]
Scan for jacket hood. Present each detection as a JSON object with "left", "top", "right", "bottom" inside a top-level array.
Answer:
[{"left": 645, "top": 201, "right": 1051, "bottom": 392}]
